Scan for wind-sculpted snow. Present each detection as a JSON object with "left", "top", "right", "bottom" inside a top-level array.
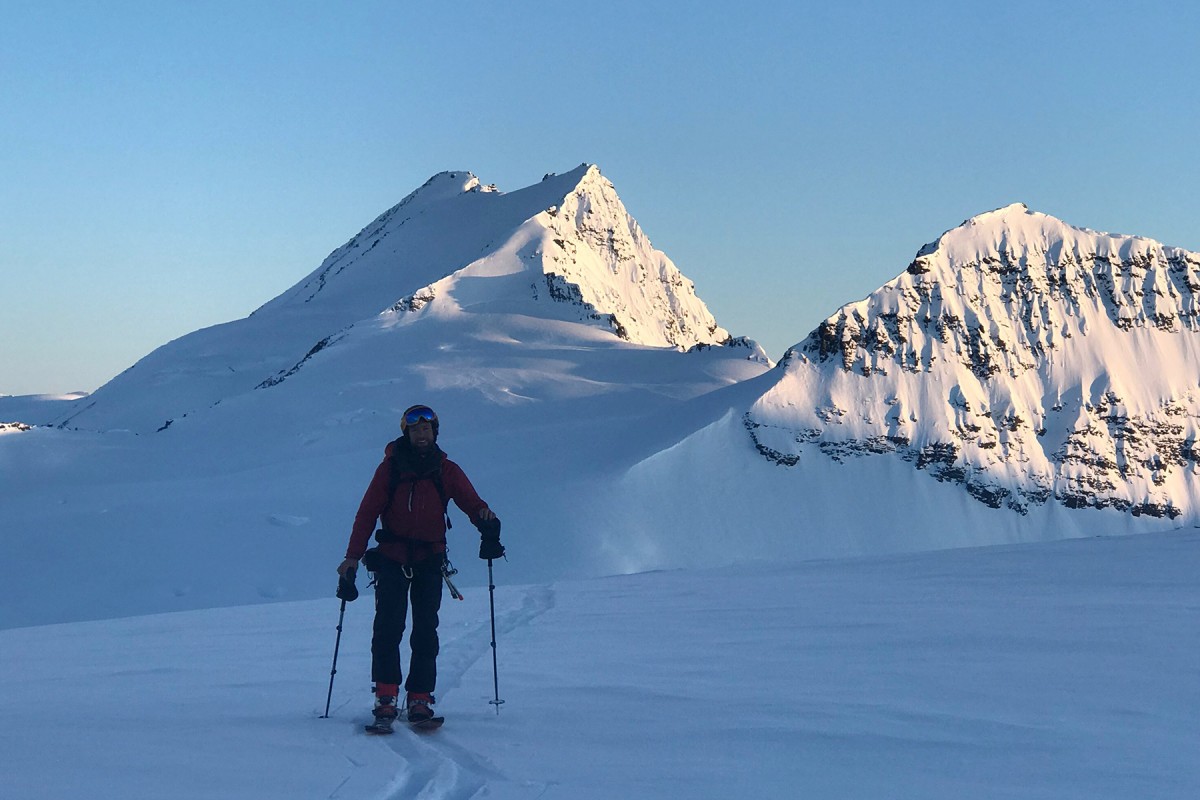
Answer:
[{"left": 748, "top": 203, "right": 1200, "bottom": 521}]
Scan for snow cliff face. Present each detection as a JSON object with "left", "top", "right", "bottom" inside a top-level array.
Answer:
[
  {"left": 747, "top": 203, "right": 1200, "bottom": 521},
  {"left": 529, "top": 167, "right": 728, "bottom": 348}
]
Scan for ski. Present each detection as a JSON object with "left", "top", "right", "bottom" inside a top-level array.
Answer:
[
  {"left": 364, "top": 715, "right": 443, "bottom": 734},
  {"left": 364, "top": 719, "right": 395, "bottom": 735},
  {"left": 409, "top": 716, "right": 445, "bottom": 732}
]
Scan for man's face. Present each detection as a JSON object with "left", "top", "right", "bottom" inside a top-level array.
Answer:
[{"left": 407, "top": 419, "right": 435, "bottom": 450}]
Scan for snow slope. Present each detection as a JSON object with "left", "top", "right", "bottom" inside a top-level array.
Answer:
[{"left": 3, "top": 531, "right": 1196, "bottom": 799}]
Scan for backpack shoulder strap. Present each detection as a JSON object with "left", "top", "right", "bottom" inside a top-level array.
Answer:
[
  {"left": 382, "top": 443, "right": 452, "bottom": 527},
  {"left": 429, "top": 460, "right": 452, "bottom": 528},
  {"left": 380, "top": 438, "right": 406, "bottom": 519}
]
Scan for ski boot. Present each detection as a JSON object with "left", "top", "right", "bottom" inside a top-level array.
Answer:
[
  {"left": 406, "top": 692, "right": 435, "bottom": 723},
  {"left": 406, "top": 692, "right": 444, "bottom": 730},
  {"left": 364, "top": 695, "right": 398, "bottom": 735}
]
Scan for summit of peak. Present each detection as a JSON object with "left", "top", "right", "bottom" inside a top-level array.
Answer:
[
  {"left": 257, "top": 162, "right": 730, "bottom": 351},
  {"left": 399, "top": 171, "right": 482, "bottom": 206},
  {"left": 913, "top": 202, "right": 1048, "bottom": 260},
  {"left": 906, "top": 203, "right": 1166, "bottom": 274},
  {"left": 576, "top": 162, "right": 604, "bottom": 181},
  {"left": 539, "top": 163, "right": 604, "bottom": 192},
  {"left": 967, "top": 202, "right": 1031, "bottom": 222}
]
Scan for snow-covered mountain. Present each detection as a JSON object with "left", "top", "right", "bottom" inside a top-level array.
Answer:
[
  {"left": 260, "top": 165, "right": 728, "bottom": 348},
  {"left": 46, "top": 164, "right": 749, "bottom": 435},
  {"left": 0, "top": 165, "right": 770, "bottom": 628},
  {"left": 4, "top": 184, "right": 1195, "bottom": 799},
  {"left": 745, "top": 203, "right": 1200, "bottom": 521},
  {"left": 3, "top": 177, "right": 1198, "bottom": 630}
]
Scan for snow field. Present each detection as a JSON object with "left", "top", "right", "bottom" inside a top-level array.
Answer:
[{"left": 3, "top": 530, "right": 1197, "bottom": 800}]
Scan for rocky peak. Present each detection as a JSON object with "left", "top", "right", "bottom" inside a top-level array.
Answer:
[
  {"left": 753, "top": 206, "right": 1200, "bottom": 523},
  {"left": 802, "top": 205, "right": 1200, "bottom": 384}
]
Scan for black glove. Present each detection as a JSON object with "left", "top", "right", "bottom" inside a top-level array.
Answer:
[
  {"left": 476, "top": 517, "right": 505, "bottom": 560},
  {"left": 336, "top": 566, "right": 359, "bottom": 602}
]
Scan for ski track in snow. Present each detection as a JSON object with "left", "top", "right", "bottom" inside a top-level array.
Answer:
[
  {"left": 366, "top": 583, "right": 556, "bottom": 800},
  {"left": 436, "top": 581, "right": 556, "bottom": 697}
]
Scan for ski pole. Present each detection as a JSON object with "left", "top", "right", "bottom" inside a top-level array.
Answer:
[
  {"left": 487, "top": 558, "right": 505, "bottom": 713},
  {"left": 322, "top": 567, "right": 357, "bottom": 718},
  {"left": 321, "top": 599, "right": 347, "bottom": 718}
]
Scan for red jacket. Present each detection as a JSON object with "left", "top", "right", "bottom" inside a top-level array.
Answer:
[{"left": 345, "top": 440, "right": 489, "bottom": 565}]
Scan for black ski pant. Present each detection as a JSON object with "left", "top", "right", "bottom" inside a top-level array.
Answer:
[{"left": 371, "top": 556, "right": 443, "bottom": 694}]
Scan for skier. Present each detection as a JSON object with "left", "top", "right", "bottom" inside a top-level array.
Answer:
[{"left": 337, "top": 404, "right": 504, "bottom": 732}]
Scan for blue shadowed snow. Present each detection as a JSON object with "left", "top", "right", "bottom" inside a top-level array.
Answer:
[{"left": 3, "top": 531, "right": 1196, "bottom": 799}]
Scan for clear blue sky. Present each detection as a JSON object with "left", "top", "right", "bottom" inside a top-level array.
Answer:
[{"left": 3, "top": 1, "right": 1198, "bottom": 395}]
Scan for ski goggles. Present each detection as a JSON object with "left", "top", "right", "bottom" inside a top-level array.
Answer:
[{"left": 403, "top": 406, "right": 437, "bottom": 427}]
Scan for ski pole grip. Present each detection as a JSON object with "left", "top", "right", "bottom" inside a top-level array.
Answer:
[{"left": 337, "top": 566, "right": 359, "bottom": 602}]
